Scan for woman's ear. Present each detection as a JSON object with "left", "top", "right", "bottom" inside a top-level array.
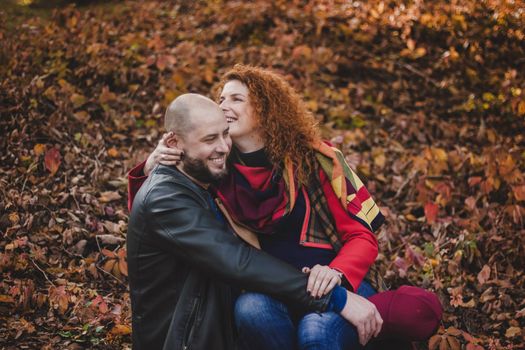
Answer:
[{"left": 165, "top": 132, "right": 179, "bottom": 148}]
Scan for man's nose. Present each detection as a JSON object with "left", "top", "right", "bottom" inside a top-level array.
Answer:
[{"left": 216, "top": 135, "right": 231, "bottom": 153}]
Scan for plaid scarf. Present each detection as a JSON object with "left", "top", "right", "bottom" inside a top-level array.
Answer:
[{"left": 216, "top": 141, "right": 384, "bottom": 236}]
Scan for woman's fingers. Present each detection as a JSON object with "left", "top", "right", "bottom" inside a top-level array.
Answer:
[
  {"left": 306, "top": 266, "right": 321, "bottom": 294},
  {"left": 311, "top": 269, "right": 329, "bottom": 297},
  {"left": 318, "top": 275, "right": 339, "bottom": 297}
]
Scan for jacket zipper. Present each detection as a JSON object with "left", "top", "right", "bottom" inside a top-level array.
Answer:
[{"left": 182, "top": 297, "right": 201, "bottom": 350}]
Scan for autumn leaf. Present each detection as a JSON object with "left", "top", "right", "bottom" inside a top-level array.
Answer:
[
  {"left": 424, "top": 202, "right": 438, "bottom": 224},
  {"left": 111, "top": 324, "right": 131, "bottom": 336},
  {"left": 70, "top": 93, "right": 87, "bottom": 108},
  {"left": 44, "top": 148, "right": 61, "bottom": 175},
  {"left": 99, "top": 191, "right": 122, "bottom": 203},
  {"left": 477, "top": 264, "right": 490, "bottom": 285},
  {"left": 107, "top": 147, "right": 119, "bottom": 158},
  {"left": 512, "top": 185, "right": 525, "bottom": 201},
  {"left": 505, "top": 326, "right": 521, "bottom": 338},
  {"left": 33, "top": 143, "right": 46, "bottom": 156}
]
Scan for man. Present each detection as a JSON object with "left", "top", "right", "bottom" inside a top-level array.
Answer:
[{"left": 127, "top": 94, "right": 382, "bottom": 350}]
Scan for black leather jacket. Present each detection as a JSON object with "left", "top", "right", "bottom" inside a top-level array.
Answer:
[{"left": 127, "top": 165, "right": 331, "bottom": 350}]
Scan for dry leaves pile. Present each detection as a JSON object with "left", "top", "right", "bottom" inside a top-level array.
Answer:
[{"left": 1, "top": 1, "right": 524, "bottom": 349}]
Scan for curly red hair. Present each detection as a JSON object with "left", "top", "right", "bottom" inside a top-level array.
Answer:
[{"left": 217, "top": 64, "right": 321, "bottom": 185}]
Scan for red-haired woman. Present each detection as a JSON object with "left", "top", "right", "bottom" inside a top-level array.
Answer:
[{"left": 128, "top": 65, "right": 442, "bottom": 350}]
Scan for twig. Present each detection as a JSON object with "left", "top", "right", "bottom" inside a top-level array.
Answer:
[
  {"left": 396, "top": 62, "right": 441, "bottom": 88},
  {"left": 95, "top": 264, "right": 126, "bottom": 286},
  {"left": 29, "top": 257, "right": 55, "bottom": 287}
]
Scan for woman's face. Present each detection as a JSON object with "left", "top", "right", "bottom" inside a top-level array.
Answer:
[{"left": 219, "top": 80, "right": 259, "bottom": 140}]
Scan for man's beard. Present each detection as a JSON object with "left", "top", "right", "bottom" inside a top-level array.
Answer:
[{"left": 182, "top": 155, "right": 228, "bottom": 185}]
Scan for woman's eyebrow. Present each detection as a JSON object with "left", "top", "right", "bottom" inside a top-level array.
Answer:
[{"left": 229, "top": 93, "right": 246, "bottom": 98}]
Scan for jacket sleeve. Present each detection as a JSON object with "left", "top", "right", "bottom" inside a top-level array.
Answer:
[
  {"left": 319, "top": 170, "right": 379, "bottom": 291},
  {"left": 143, "top": 181, "right": 332, "bottom": 312},
  {"left": 128, "top": 160, "right": 148, "bottom": 212}
]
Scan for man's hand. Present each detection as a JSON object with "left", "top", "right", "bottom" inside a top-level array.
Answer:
[
  {"left": 302, "top": 265, "right": 341, "bottom": 298},
  {"left": 144, "top": 133, "right": 184, "bottom": 175},
  {"left": 339, "top": 290, "right": 383, "bottom": 346}
]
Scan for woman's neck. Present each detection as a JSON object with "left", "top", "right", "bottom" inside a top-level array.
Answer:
[{"left": 233, "top": 133, "right": 265, "bottom": 153}]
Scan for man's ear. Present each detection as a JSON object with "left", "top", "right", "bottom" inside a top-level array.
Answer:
[{"left": 165, "top": 132, "right": 180, "bottom": 148}]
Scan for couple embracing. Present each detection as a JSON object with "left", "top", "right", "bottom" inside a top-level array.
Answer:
[{"left": 127, "top": 65, "right": 442, "bottom": 350}]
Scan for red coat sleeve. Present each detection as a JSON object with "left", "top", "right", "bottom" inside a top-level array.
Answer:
[
  {"left": 319, "top": 170, "right": 379, "bottom": 291},
  {"left": 128, "top": 160, "right": 148, "bottom": 212}
]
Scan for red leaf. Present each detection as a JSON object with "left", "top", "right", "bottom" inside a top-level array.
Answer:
[
  {"left": 468, "top": 177, "right": 482, "bottom": 187},
  {"left": 425, "top": 202, "right": 439, "bottom": 224},
  {"left": 44, "top": 148, "right": 61, "bottom": 175}
]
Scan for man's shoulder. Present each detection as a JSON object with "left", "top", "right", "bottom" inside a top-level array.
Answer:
[{"left": 138, "top": 165, "right": 205, "bottom": 208}]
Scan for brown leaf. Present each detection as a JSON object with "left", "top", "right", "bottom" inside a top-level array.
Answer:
[
  {"left": 103, "top": 259, "right": 116, "bottom": 273},
  {"left": 99, "top": 191, "right": 122, "bottom": 203},
  {"left": 44, "top": 148, "right": 61, "bottom": 175},
  {"left": 429, "top": 334, "right": 442, "bottom": 350},
  {"left": 512, "top": 185, "right": 525, "bottom": 201},
  {"left": 505, "top": 326, "right": 521, "bottom": 338},
  {"left": 101, "top": 248, "right": 117, "bottom": 258},
  {"left": 70, "top": 93, "right": 87, "bottom": 108},
  {"left": 98, "top": 234, "right": 125, "bottom": 245},
  {"left": 477, "top": 264, "right": 491, "bottom": 285},
  {"left": 446, "top": 335, "right": 461, "bottom": 350}
]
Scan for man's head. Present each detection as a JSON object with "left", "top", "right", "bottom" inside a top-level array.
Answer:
[{"left": 164, "top": 93, "right": 232, "bottom": 184}]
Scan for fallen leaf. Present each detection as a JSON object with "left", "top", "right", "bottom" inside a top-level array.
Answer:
[
  {"left": 477, "top": 265, "right": 491, "bottom": 285},
  {"left": 505, "top": 326, "right": 521, "bottom": 338},
  {"left": 44, "top": 148, "right": 61, "bottom": 175},
  {"left": 33, "top": 144, "right": 46, "bottom": 156},
  {"left": 425, "top": 202, "right": 439, "bottom": 224},
  {"left": 99, "top": 191, "right": 122, "bottom": 203},
  {"left": 111, "top": 324, "right": 131, "bottom": 335}
]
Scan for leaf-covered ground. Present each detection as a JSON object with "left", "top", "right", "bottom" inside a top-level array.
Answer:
[{"left": 1, "top": 1, "right": 524, "bottom": 349}]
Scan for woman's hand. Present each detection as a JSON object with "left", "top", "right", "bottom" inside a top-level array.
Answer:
[
  {"left": 340, "top": 290, "right": 383, "bottom": 345},
  {"left": 144, "top": 133, "right": 184, "bottom": 175},
  {"left": 302, "top": 264, "right": 342, "bottom": 298}
]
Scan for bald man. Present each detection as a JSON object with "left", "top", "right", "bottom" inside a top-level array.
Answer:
[{"left": 127, "top": 94, "right": 358, "bottom": 350}]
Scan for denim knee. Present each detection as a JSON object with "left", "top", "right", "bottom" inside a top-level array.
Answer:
[{"left": 234, "top": 293, "right": 286, "bottom": 329}]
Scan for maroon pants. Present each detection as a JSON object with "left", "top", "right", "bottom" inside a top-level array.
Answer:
[{"left": 367, "top": 285, "right": 443, "bottom": 349}]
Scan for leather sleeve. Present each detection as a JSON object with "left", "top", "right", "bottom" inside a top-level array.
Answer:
[{"left": 143, "top": 178, "right": 332, "bottom": 312}]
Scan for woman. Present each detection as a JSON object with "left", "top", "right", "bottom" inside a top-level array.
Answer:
[{"left": 129, "top": 65, "right": 442, "bottom": 349}]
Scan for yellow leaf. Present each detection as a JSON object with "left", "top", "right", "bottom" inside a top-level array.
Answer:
[
  {"left": 111, "top": 324, "right": 132, "bottom": 336},
  {"left": 505, "top": 326, "right": 521, "bottom": 338},
  {"left": 34, "top": 143, "right": 46, "bottom": 156},
  {"left": 70, "top": 93, "right": 87, "bottom": 108},
  {"left": 0, "top": 295, "right": 15, "bottom": 303},
  {"left": 413, "top": 47, "right": 427, "bottom": 58},
  {"left": 107, "top": 147, "right": 119, "bottom": 158},
  {"left": 517, "top": 101, "right": 525, "bottom": 116},
  {"left": 9, "top": 212, "right": 20, "bottom": 225}
]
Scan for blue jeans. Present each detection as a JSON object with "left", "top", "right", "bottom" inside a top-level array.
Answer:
[{"left": 235, "top": 281, "right": 377, "bottom": 350}]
